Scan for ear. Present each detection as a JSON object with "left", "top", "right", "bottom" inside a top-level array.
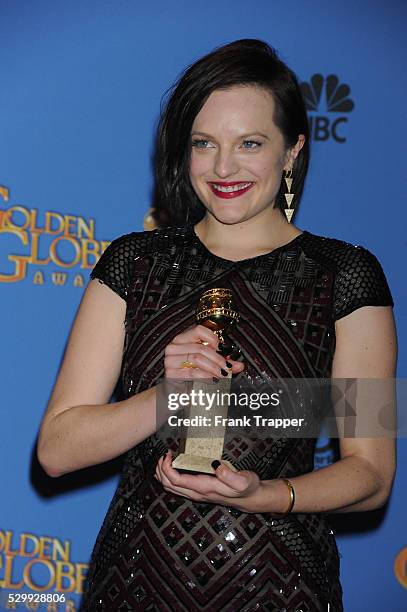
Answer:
[{"left": 284, "top": 134, "right": 306, "bottom": 172}]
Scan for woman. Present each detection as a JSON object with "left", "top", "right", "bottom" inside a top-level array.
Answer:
[{"left": 38, "top": 40, "right": 396, "bottom": 611}]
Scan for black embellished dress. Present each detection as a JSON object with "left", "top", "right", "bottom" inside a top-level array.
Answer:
[{"left": 79, "top": 224, "right": 393, "bottom": 612}]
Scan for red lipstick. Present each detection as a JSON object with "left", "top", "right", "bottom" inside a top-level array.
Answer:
[{"left": 208, "top": 181, "right": 254, "bottom": 199}]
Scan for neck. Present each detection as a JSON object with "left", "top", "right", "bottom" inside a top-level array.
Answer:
[{"left": 194, "top": 208, "right": 302, "bottom": 260}]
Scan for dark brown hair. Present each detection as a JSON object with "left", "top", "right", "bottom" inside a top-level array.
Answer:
[{"left": 154, "top": 39, "right": 310, "bottom": 225}]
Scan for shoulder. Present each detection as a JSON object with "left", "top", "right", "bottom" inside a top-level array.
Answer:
[
  {"left": 90, "top": 225, "right": 190, "bottom": 300},
  {"left": 300, "top": 230, "right": 376, "bottom": 267},
  {"left": 300, "top": 230, "right": 394, "bottom": 321},
  {"left": 300, "top": 230, "right": 388, "bottom": 275},
  {"left": 100, "top": 224, "right": 190, "bottom": 259}
]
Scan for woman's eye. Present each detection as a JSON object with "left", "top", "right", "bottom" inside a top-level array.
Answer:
[
  {"left": 242, "top": 140, "right": 262, "bottom": 149},
  {"left": 191, "top": 139, "right": 213, "bottom": 149}
]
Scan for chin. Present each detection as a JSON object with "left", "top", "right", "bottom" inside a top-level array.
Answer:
[
  {"left": 204, "top": 203, "right": 247, "bottom": 224},
  {"left": 210, "top": 211, "right": 249, "bottom": 225}
]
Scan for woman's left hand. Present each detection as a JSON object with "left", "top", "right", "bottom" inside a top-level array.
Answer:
[{"left": 154, "top": 450, "right": 264, "bottom": 513}]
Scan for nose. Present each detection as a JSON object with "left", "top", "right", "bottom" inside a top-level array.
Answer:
[{"left": 213, "top": 148, "right": 239, "bottom": 178}]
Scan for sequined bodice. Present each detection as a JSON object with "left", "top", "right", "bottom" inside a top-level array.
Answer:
[{"left": 80, "top": 224, "right": 393, "bottom": 612}]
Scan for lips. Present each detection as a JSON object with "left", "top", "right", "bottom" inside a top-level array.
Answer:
[{"left": 208, "top": 181, "right": 254, "bottom": 199}]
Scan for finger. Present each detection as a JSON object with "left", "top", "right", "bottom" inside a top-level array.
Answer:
[
  {"left": 183, "top": 353, "right": 230, "bottom": 378},
  {"left": 156, "top": 454, "right": 178, "bottom": 488},
  {"left": 160, "top": 455, "right": 245, "bottom": 498},
  {"left": 162, "top": 477, "right": 248, "bottom": 503},
  {"left": 166, "top": 346, "right": 244, "bottom": 378},
  {"left": 158, "top": 459, "right": 251, "bottom": 502},
  {"left": 159, "top": 452, "right": 219, "bottom": 493},
  {"left": 157, "top": 457, "right": 207, "bottom": 499},
  {"left": 162, "top": 470, "right": 216, "bottom": 495},
  {"left": 213, "top": 464, "right": 258, "bottom": 494},
  {"left": 160, "top": 451, "right": 195, "bottom": 487},
  {"left": 228, "top": 360, "right": 245, "bottom": 374},
  {"left": 159, "top": 452, "right": 258, "bottom": 500},
  {"left": 165, "top": 342, "right": 218, "bottom": 356},
  {"left": 165, "top": 366, "right": 219, "bottom": 381},
  {"left": 158, "top": 470, "right": 234, "bottom": 502},
  {"left": 168, "top": 358, "right": 244, "bottom": 377},
  {"left": 165, "top": 343, "right": 230, "bottom": 374},
  {"left": 159, "top": 483, "right": 205, "bottom": 501},
  {"left": 156, "top": 451, "right": 172, "bottom": 477},
  {"left": 155, "top": 455, "right": 166, "bottom": 481},
  {"left": 171, "top": 325, "right": 219, "bottom": 350}
]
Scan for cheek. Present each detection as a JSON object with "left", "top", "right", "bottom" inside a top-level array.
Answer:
[
  {"left": 245, "top": 153, "right": 282, "bottom": 179},
  {"left": 189, "top": 154, "right": 210, "bottom": 180}
]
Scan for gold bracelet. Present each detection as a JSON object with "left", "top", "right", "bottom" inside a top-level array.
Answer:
[{"left": 280, "top": 478, "right": 296, "bottom": 515}]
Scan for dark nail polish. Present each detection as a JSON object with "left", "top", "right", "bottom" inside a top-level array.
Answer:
[
  {"left": 226, "top": 361, "right": 232, "bottom": 368},
  {"left": 218, "top": 342, "right": 232, "bottom": 356},
  {"left": 230, "top": 348, "right": 242, "bottom": 360},
  {"left": 212, "top": 377, "right": 220, "bottom": 383},
  {"left": 221, "top": 368, "right": 228, "bottom": 376},
  {"left": 211, "top": 460, "right": 221, "bottom": 470}
]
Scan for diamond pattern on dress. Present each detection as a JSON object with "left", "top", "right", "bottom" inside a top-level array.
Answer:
[{"left": 82, "top": 224, "right": 393, "bottom": 612}]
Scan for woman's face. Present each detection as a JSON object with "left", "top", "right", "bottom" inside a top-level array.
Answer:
[{"left": 189, "top": 85, "right": 302, "bottom": 226}]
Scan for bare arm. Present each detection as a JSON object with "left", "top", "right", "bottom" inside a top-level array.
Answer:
[
  {"left": 156, "top": 305, "right": 398, "bottom": 513},
  {"left": 37, "top": 280, "right": 158, "bottom": 476},
  {"left": 265, "top": 304, "right": 397, "bottom": 513}
]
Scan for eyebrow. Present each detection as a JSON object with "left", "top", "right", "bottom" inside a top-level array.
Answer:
[{"left": 191, "top": 131, "right": 270, "bottom": 140}]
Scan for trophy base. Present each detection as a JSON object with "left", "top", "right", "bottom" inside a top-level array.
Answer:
[{"left": 172, "top": 453, "right": 237, "bottom": 474}]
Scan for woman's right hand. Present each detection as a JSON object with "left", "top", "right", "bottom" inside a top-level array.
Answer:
[{"left": 164, "top": 324, "right": 244, "bottom": 380}]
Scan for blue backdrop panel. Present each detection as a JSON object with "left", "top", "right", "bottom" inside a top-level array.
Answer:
[{"left": 1, "top": 1, "right": 406, "bottom": 610}]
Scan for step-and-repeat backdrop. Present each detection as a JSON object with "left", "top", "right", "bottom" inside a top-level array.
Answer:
[{"left": 1, "top": 1, "right": 406, "bottom": 610}]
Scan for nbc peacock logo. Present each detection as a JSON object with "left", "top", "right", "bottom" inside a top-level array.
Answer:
[{"left": 300, "top": 74, "right": 355, "bottom": 143}]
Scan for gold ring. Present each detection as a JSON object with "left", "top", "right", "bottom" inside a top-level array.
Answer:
[{"left": 180, "top": 360, "right": 198, "bottom": 369}]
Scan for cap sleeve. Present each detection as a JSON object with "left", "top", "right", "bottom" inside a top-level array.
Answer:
[
  {"left": 333, "top": 245, "right": 394, "bottom": 321},
  {"left": 90, "top": 233, "right": 137, "bottom": 301}
]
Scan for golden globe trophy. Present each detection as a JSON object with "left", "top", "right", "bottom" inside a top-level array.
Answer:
[{"left": 172, "top": 288, "right": 240, "bottom": 475}]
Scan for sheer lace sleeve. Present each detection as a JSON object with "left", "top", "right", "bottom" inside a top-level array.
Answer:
[
  {"left": 333, "top": 245, "right": 394, "bottom": 321},
  {"left": 90, "top": 233, "right": 138, "bottom": 301}
]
